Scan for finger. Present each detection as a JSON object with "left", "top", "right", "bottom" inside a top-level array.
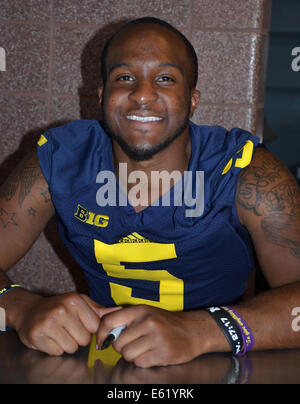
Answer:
[
  {"left": 133, "top": 349, "right": 158, "bottom": 368},
  {"left": 96, "top": 306, "right": 142, "bottom": 348},
  {"left": 80, "top": 294, "right": 123, "bottom": 318},
  {"left": 133, "top": 346, "right": 178, "bottom": 368},
  {"left": 59, "top": 312, "right": 92, "bottom": 347},
  {"left": 112, "top": 322, "right": 146, "bottom": 353},
  {"left": 114, "top": 334, "right": 154, "bottom": 364},
  {"left": 30, "top": 335, "right": 64, "bottom": 356},
  {"left": 47, "top": 326, "right": 79, "bottom": 354},
  {"left": 71, "top": 295, "right": 102, "bottom": 334},
  {"left": 96, "top": 315, "right": 126, "bottom": 348}
]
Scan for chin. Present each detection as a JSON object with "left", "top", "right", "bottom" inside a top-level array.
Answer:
[{"left": 122, "top": 145, "right": 158, "bottom": 161}]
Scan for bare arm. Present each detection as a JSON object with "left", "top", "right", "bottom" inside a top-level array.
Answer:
[
  {"left": 0, "top": 151, "right": 119, "bottom": 355},
  {"left": 236, "top": 147, "right": 300, "bottom": 286},
  {"left": 0, "top": 150, "right": 55, "bottom": 270},
  {"left": 0, "top": 150, "right": 55, "bottom": 328},
  {"left": 231, "top": 147, "right": 300, "bottom": 351}
]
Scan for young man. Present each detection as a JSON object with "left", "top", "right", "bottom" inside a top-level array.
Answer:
[{"left": 0, "top": 18, "right": 299, "bottom": 368}]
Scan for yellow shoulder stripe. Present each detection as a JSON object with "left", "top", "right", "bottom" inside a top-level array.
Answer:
[
  {"left": 222, "top": 158, "right": 233, "bottom": 175},
  {"left": 222, "top": 140, "right": 254, "bottom": 175},
  {"left": 37, "top": 134, "right": 48, "bottom": 147},
  {"left": 235, "top": 140, "right": 254, "bottom": 168}
]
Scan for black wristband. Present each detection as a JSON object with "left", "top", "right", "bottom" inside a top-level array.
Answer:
[{"left": 205, "top": 306, "right": 244, "bottom": 356}]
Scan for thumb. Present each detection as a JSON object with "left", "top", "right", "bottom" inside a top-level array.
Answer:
[{"left": 80, "top": 294, "right": 122, "bottom": 318}]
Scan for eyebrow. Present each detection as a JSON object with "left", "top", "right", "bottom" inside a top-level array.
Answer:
[
  {"left": 158, "top": 62, "right": 184, "bottom": 75},
  {"left": 108, "top": 63, "right": 133, "bottom": 75},
  {"left": 108, "top": 62, "right": 184, "bottom": 76}
]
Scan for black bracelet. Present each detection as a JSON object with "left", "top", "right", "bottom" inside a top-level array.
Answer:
[{"left": 205, "top": 306, "right": 244, "bottom": 356}]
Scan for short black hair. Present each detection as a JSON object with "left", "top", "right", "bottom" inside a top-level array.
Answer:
[{"left": 101, "top": 17, "right": 198, "bottom": 89}]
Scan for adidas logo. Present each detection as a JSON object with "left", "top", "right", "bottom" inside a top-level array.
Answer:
[{"left": 118, "top": 232, "right": 150, "bottom": 243}]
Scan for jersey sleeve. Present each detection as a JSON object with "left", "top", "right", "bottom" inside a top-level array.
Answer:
[
  {"left": 211, "top": 128, "right": 261, "bottom": 207},
  {"left": 36, "top": 120, "right": 106, "bottom": 196},
  {"left": 37, "top": 132, "right": 52, "bottom": 186}
]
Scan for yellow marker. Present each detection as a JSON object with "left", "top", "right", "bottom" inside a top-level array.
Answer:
[{"left": 87, "top": 334, "right": 122, "bottom": 369}]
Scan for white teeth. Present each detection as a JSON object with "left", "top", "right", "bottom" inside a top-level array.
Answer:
[{"left": 126, "top": 115, "right": 163, "bottom": 122}]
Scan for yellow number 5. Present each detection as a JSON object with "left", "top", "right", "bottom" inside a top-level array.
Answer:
[{"left": 94, "top": 238, "right": 184, "bottom": 311}]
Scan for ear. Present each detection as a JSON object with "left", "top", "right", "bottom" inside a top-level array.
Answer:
[
  {"left": 189, "top": 89, "right": 200, "bottom": 118},
  {"left": 97, "top": 86, "right": 103, "bottom": 105}
]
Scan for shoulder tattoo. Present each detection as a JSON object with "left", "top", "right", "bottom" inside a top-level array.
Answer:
[
  {"left": 236, "top": 148, "right": 300, "bottom": 259},
  {"left": 0, "top": 151, "right": 48, "bottom": 208}
]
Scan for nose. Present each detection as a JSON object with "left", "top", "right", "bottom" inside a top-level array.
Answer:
[{"left": 128, "top": 79, "right": 158, "bottom": 105}]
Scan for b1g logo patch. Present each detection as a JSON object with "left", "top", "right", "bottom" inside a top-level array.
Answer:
[{"left": 74, "top": 204, "right": 109, "bottom": 228}]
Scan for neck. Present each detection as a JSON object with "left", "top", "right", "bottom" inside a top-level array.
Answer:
[
  {"left": 112, "top": 130, "right": 191, "bottom": 212},
  {"left": 113, "top": 130, "right": 191, "bottom": 176}
]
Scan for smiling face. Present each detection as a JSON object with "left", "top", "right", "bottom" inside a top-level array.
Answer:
[{"left": 99, "top": 24, "right": 200, "bottom": 161}]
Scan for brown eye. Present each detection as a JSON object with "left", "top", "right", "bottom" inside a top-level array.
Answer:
[
  {"left": 117, "top": 75, "right": 134, "bottom": 81},
  {"left": 157, "top": 76, "right": 175, "bottom": 83}
]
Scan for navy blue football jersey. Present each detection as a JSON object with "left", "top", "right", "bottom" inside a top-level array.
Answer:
[{"left": 37, "top": 120, "right": 260, "bottom": 311}]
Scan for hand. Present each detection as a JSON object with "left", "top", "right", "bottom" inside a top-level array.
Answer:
[
  {"left": 96, "top": 305, "right": 211, "bottom": 368},
  {"left": 13, "top": 292, "right": 121, "bottom": 356}
]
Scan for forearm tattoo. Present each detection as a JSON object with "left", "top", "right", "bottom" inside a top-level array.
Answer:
[{"left": 237, "top": 150, "right": 300, "bottom": 259}]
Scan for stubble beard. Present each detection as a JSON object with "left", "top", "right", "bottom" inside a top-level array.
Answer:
[{"left": 100, "top": 102, "right": 191, "bottom": 162}]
